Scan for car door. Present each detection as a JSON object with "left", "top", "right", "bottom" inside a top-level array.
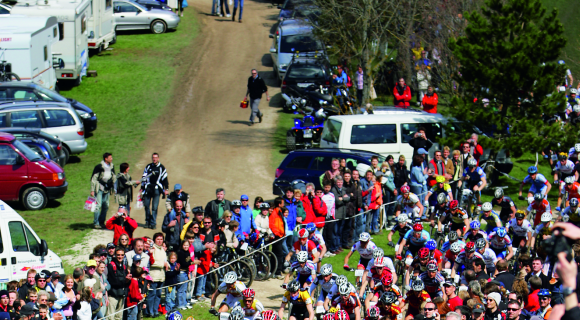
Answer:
[
  {"left": 309, "top": 155, "right": 333, "bottom": 185},
  {"left": 7, "top": 220, "right": 45, "bottom": 280},
  {"left": 9, "top": 110, "right": 43, "bottom": 129},
  {"left": 0, "top": 144, "right": 28, "bottom": 201},
  {"left": 113, "top": 2, "right": 143, "bottom": 29},
  {"left": 0, "top": 223, "right": 10, "bottom": 282}
]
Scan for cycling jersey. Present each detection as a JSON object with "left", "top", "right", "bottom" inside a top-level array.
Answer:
[
  {"left": 310, "top": 274, "right": 336, "bottom": 299},
  {"left": 234, "top": 299, "right": 264, "bottom": 318},
  {"left": 492, "top": 196, "right": 517, "bottom": 222},
  {"left": 562, "top": 182, "right": 580, "bottom": 201},
  {"left": 373, "top": 284, "right": 402, "bottom": 299},
  {"left": 378, "top": 305, "right": 403, "bottom": 320},
  {"left": 308, "top": 231, "right": 325, "bottom": 247},
  {"left": 326, "top": 283, "right": 357, "bottom": 300},
  {"left": 282, "top": 290, "right": 312, "bottom": 306},
  {"left": 293, "top": 240, "right": 318, "bottom": 258},
  {"left": 217, "top": 281, "right": 246, "bottom": 296},
  {"left": 390, "top": 222, "right": 413, "bottom": 235},
  {"left": 527, "top": 200, "right": 551, "bottom": 226},
  {"left": 351, "top": 241, "right": 377, "bottom": 260},
  {"left": 403, "top": 230, "right": 431, "bottom": 246},
  {"left": 410, "top": 259, "right": 429, "bottom": 274},
  {"left": 455, "top": 251, "right": 484, "bottom": 270},
  {"left": 428, "top": 184, "right": 452, "bottom": 204},
  {"left": 555, "top": 160, "right": 575, "bottom": 175},
  {"left": 332, "top": 293, "right": 360, "bottom": 314},
  {"left": 533, "top": 221, "right": 554, "bottom": 237},
  {"left": 402, "top": 290, "right": 431, "bottom": 310},
  {"left": 430, "top": 249, "right": 443, "bottom": 265},
  {"left": 464, "top": 230, "right": 488, "bottom": 242},
  {"left": 463, "top": 167, "right": 486, "bottom": 183},
  {"left": 367, "top": 267, "right": 392, "bottom": 286},
  {"left": 397, "top": 193, "right": 420, "bottom": 208},
  {"left": 487, "top": 232, "right": 512, "bottom": 250},
  {"left": 419, "top": 271, "right": 445, "bottom": 298},
  {"left": 476, "top": 210, "right": 502, "bottom": 230},
  {"left": 479, "top": 248, "right": 497, "bottom": 270},
  {"left": 522, "top": 173, "right": 549, "bottom": 193},
  {"left": 290, "top": 261, "right": 317, "bottom": 276},
  {"left": 441, "top": 208, "right": 469, "bottom": 224},
  {"left": 562, "top": 206, "right": 580, "bottom": 224},
  {"left": 440, "top": 240, "right": 465, "bottom": 254},
  {"left": 366, "top": 257, "right": 396, "bottom": 274},
  {"left": 507, "top": 218, "right": 532, "bottom": 237}
]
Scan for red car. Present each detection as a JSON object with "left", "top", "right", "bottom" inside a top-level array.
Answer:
[{"left": 0, "top": 133, "right": 67, "bottom": 210}]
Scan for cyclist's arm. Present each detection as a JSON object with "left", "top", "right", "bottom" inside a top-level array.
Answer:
[
  {"left": 307, "top": 303, "right": 314, "bottom": 320},
  {"left": 425, "top": 192, "right": 432, "bottom": 205},
  {"left": 437, "top": 218, "right": 443, "bottom": 233},
  {"left": 278, "top": 302, "right": 287, "bottom": 320},
  {"left": 545, "top": 181, "right": 552, "bottom": 195},
  {"left": 285, "top": 251, "right": 294, "bottom": 263},
  {"left": 463, "top": 218, "right": 471, "bottom": 233},
  {"left": 519, "top": 181, "right": 525, "bottom": 197},
  {"left": 510, "top": 205, "right": 517, "bottom": 219},
  {"left": 312, "top": 251, "right": 320, "bottom": 264},
  {"left": 479, "top": 176, "right": 487, "bottom": 190},
  {"left": 323, "top": 297, "right": 330, "bottom": 311},
  {"left": 416, "top": 201, "right": 424, "bottom": 215},
  {"left": 397, "top": 239, "right": 407, "bottom": 256},
  {"left": 404, "top": 265, "right": 412, "bottom": 287},
  {"left": 448, "top": 190, "right": 454, "bottom": 202},
  {"left": 359, "top": 274, "right": 368, "bottom": 297},
  {"left": 505, "top": 245, "right": 514, "bottom": 261},
  {"left": 388, "top": 230, "right": 395, "bottom": 242},
  {"left": 283, "top": 272, "right": 291, "bottom": 284},
  {"left": 210, "top": 290, "right": 220, "bottom": 309},
  {"left": 354, "top": 306, "right": 361, "bottom": 320},
  {"left": 344, "top": 249, "right": 354, "bottom": 266},
  {"left": 318, "top": 244, "right": 327, "bottom": 261}
]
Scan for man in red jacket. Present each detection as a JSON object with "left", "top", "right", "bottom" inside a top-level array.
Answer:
[
  {"left": 106, "top": 206, "right": 138, "bottom": 245},
  {"left": 393, "top": 78, "right": 412, "bottom": 108},
  {"left": 422, "top": 86, "right": 438, "bottom": 113},
  {"left": 301, "top": 183, "right": 327, "bottom": 229}
]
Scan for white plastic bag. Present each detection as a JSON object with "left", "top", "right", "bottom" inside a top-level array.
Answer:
[
  {"left": 136, "top": 199, "right": 144, "bottom": 209},
  {"left": 84, "top": 196, "right": 96, "bottom": 212}
]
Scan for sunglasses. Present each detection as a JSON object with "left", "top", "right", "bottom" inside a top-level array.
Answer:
[
  {"left": 424, "top": 308, "right": 435, "bottom": 311},
  {"left": 116, "top": 254, "right": 125, "bottom": 257},
  {"left": 539, "top": 297, "right": 550, "bottom": 300},
  {"left": 507, "top": 308, "right": 520, "bottom": 312},
  {"left": 37, "top": 279, "right": 46, "bottom": 282},
  {"left": 192, "top": 226, "right": 200, "bottom": 229}
]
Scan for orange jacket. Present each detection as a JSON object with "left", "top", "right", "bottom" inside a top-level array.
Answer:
[
  {"left": 369, "top": 182, "right": 383, "bottom": 210},
  {"left": 393, "top": 85, "right": 412, "bottom": 107},
  {"left": 269, "top": 208, "right": 286, "bottom": 238},
  {"left": 422, "top": 92, "right": 438, "bottom": 113}
]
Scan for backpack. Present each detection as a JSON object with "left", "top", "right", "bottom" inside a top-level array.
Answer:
[{"left": 346, "top": 74, "right": 352, "bottom": 88}]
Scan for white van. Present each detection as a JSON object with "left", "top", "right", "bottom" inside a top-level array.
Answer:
[
  {"left": 0, "top": 16, "right": 62, "bottom": 91},
  {"left": 88, "top": 0, "right": 116, "bottom": 52},
  {"left": 0, "top": 200, "right": 64, "bottom": 282},
  {"left": 320, "top": 110, "right": 446, "bottom": 161},
  {"left": 12, "top": 0, "right": 92, "bottom": 85}
]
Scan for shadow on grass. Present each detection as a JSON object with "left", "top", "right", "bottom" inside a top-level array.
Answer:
[
  {"left": 67, "top": 156, "right": 82, "bottom": 164},
  {"left": 227, "top": 120, "right": 252, "bottom": 125},
  {"left": 68, "top": 223, "right": 96, "bottom": 231}
]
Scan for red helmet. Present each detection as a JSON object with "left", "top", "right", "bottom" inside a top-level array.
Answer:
[
  {"left": 261, "top": 310, "right": 277, "bottom": 320},
  {"left": 418, "top": 247, "right": 430, "bottom": 259},
  {"left": 465, "top": 241, "right": 475, "bottom": 253},
  {"left": 323, "top": 315, "right": 334, "bottom": 320},
  {"left": 401, "top": 185, "right": 411, "bottom": 194},
  {"left": 449, "top": 200, "right": 459, "bottom": 210},
  {"left": 334, "top": 310, "right": 350, "bottom": 320},
  {"left": 427, "top": 260, "right": 438, "bottom": 271},
  {"left": 413, "top": 223, "right": 423, "bottom": 232},
  {"left": 242, "top": 288, "right": 255, "bottom": 298},
  {"left": 298, "top": 228, "right": 309, "bottom": 239},
  {"left": 381, "top": 273, "right": 393, "bottom": 287}
]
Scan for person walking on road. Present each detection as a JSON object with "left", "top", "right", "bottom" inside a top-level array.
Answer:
[
  {"left": 245, "top": 69, "right": 270, "bottom": 126},
  {"left": 116, "top": 162, "right": 140, "bottom": 215},
  {"left": 141, "top": 153, "right": 169, "bottom": 230},
  {"left": 232, "top": 0, "right": 243, "bottom": 22},
  {"left": 91, "top": 153, "right": 117, "bottom": 229}
]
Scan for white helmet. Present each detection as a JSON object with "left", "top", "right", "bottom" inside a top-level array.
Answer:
[
  {"left": 229, "top": 307, "right": 245, "bottom": 320},
  {"left": 338, "top": 283, "right": 350, "bottom": 296},
  {"left": 373, "top": 248, "right": 384, "bottom": 260},
  {"left": 359, "top": 232, "right": 371, "bottom": 242},
  {"left": 320, "top": 264, "right": 333, "bottom": 276},
  {"left": 224, "top": 271, "right": 238, "bottom": 284},
  {"left": 494, "top": 188, "right": 504, "bottom": 199},
  {"left": 296, "top": 251, "right": 308, "bottom": 263},
  {"left": 437, "top": 193, "right": 447, "bottom": 205},
  {"left": 571, "top": 88, "right": 578, "bottom": 94},
  {"left": 467, "top": 158, "right": 477, "bottom": 167},
  {"left": 411, "top": 279, "right": 425, "bottom": 291},
  {"left": 450, "top": 242, "right": 463, "bottom": 254},
  {"left": 374, "top": 257, "right": 387, "bottom": 268},
  {"left": 336, "top": 275, "right": 348, "bottom": 287},
  {"left": 397, "top": 214, "right": 408, "bottom": 224},
  {"left": 482, "top": 202, "right": 493, "bottom": 212},
  {"left": 575, "top": 143, "right": 580, "bottom": 152},
  {"left": 574, "top": 105, "right": 580, "bottom": 113},
  {"left": 565, "top": 176, "right": 576, "bottom": 184},
  {"left": 541, "top": 212, "right": 552, "bottom": 223},
  {"left": 231, "top": 200, "right": 242, "bottom": 206}
]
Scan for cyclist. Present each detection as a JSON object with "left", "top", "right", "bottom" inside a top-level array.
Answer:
[
  {"left": 558, "top": 176, "right": 580, "bottom": 211},
  {"left": 279, "top": 280, "right": 314, "bottom": 320},
  {"left": 569, "top": 143, "right": 580, "bottom": 164},
  {"left": 395, "top": 186, "right": 424, "bottom": 221},
  {"left": 561, "top": 198, "right": 580, "bottom": 226},
  {"left": 459, "top": 158, "right": 487, "bottom": 204},
  {"left": 443, "top": 242, "right": 464, "bottom": 269},
  {"left": 474, "top": 238, "right": 498, "bottom": 275},
  {"left": 375, "top": 292, "right": 403, "bottom": 320},
  {"left": 506, "top": 210, "right": 533, "bottom": 249},
  {"left": 554, "top": 153, "right": 576, "bottom": 206},
  {"left": 463, "top": 221, "right": 488, "bottom": 242},
  {"left": 418, "top": 260, "right": 445, "bottom": 299},
  {"left": 286, "top": 229, "right": 319, "bottom": 264},
  {"left": 387, "top": 214, "right": 412, "bottom": 247},
  {"left": 487, "top": 228, "right": 513, "bottom": 260},
  {"left": 334, "top": 310, "right": 352, "bottom": 320},
  {"left": 530, "top": 212, "right": 554, "bottom": 249},
  {"left": 450, "top": 242, "right": 483, "bottom": 279},
  {"left": 405, "top": 248, "right": 431, "bottom": 289},
  {"left": 518, "top": 166, "right": 551, "bottom": 200},
  {"left": 425, "top": 239, "right": 443, "bottom": 268},
  {"left": 492, "top": 188, "right": 517, "bottom": 222},
  {"left": 364, "top": 271, "right": 401, "bottom": 310},
  {"left": 425, "top": 177, "right": 453, "bottom": 224},
  {"left": 210, "top": 271, "right": 247, "bottom": 314},
  {"left": 234, "top": 289, "right": 264, "bottom": 320},
  {"left": 440, "top": 230, "right": 466, "bottom": 254},
  {"left": 283, "top": 251, "right": 317, "bottom": 289},
  {"left": 401, "top": 279, "right": 431, "bottom": 320},
  {"left": 475, "top": 202, "right": 502, "bottom": 233},
  {"left": 310, "top": 264, "right": 336, "bottom": 309},
  {"left": 324, "top": 275, "right": 357, "bottom": 310},
  {"left": 438, "top": 200, "right": 470, "bottom": 238},
  {"left": 364, "top": 306, "right": 382, "bottom": 320},
  {"left": 229, "top": 307, "right": 245, "bottom": 320},
  {"left": 396, "top": 223, "right": 430, "bottom": 259},
  {"left": 344, "top": 232, "right": 377, "bottom": 271},
  {"left": 305, "top": 223, "right": 328, "bottom": 260},
  {"left": 331, "top": 284, "right": 361, "bottom": 320},
  {"left": 526, "top": 193, "right": 552, "bottom": 227},
  {"left": 360, "top": 256, "right": 396, "bottom": 298}
]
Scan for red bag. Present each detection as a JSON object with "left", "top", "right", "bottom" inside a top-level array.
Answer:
[{"left": 240, "top": 98, "right": 248, "bottom": 108}]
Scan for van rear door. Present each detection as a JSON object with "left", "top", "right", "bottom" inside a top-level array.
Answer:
[
  {"left": 320, "top": 119, "right": 342, "bottom": 148},
  {"left": 7, "top": 220, "right": 45, "bottom": 280},
  {"left": 0, "top": 216, "right": 10, "bottom": 283}
]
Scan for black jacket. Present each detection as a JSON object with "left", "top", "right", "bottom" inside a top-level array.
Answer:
[
  {"left": 204, "top": 199, "right": 232, "bottom": 222},
  {"left": 247, "top": 75, "right": 268, "bottom": 100},
  {"left": 162, "top": 211, "right": 187, "bottom": 249},
  {"left": 141, "top": 162, "right": 168, "bottom": 196},
  {"left": 107, "top": 259, "right": 129, "bottom": 298},
  {"left": 393, "top": 163, "right": 410, "bottom": 189},
  {"left": 409, "top": 137, "right": 433, "bottom": 161},
  {"left": 331, "top": 186, "right": 349, "bottom": 220},
  {"left": 525, "top": 272, "right": 551, "bottom": 289},
  {"left": 494, "top": 271, "right": 515, "bottom": 292}
]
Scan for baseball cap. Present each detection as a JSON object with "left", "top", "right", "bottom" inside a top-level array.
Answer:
[
  {"left": 192, "top": 206, "right": 204, "bottom": 214},
  {"left": 107, "top": 243, "right": 116, "bottom": 250},
  {"left": 51, "top": 271, "right": 61, "bottom": 279},
  {"left": 133, "top": 254, "right": 142, "bottom": 262},
  {"left": 86, "top": 260, "right": 97, "bottom": 268},
  {"left": 20, "top": 305, "right": 35, "bottom": 316},
  {"left": 98, "top": 248, "right": 108, "bottom": 256},
  {"left": 241, "top": 194, "right": 249, "bottom": 201},
  {"left": 174, "top": 184, "right": 182, "bottom": 190},
  {"left": 418, "top": 148, "right": 428, "bottom": 155},
  {"left": 472, "top": 303, "right": 485, "bottom": 314},
  {"left": 443, "top": 280, "right": 456, "bottom": 287}
]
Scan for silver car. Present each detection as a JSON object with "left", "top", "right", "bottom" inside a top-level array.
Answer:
[{"left": 113, "top": 0, "right": 180, "bottom": 34}]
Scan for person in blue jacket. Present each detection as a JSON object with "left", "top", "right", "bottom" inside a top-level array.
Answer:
[
  {"left": 283, "top": 187, "right": 298, "bottom": 249},
  {"left": 231, "top": 199, "right": 256, "bottom": 239}
]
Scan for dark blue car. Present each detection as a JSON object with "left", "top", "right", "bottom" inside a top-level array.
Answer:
[
  {"left": 273, "top": 148, "right": 385, "bottom": 195},
  {"left": 277, "top": 0, "right": 313, "bottom": 21},
  {"left": 21, "top": 138, "right": 64, "bottom": 168}
]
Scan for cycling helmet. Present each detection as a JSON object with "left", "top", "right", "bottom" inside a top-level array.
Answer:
[
  {"left": 436, "top": 176, "right": 445, "bottom": 183},
  {"left": 576, "top": 143, "right": 580, "bottom": 153},
  {"left": 296, "top": 251, "right": 309, "bottom": 263},
  {"left": 437, "top": 193, "right": 447, "bottom": 205},
  {"left": 449, "top": 200, "right": 459, "bottom": 210},
  {"left": 397, "top": 214, "right": 408, "bottom": 224},
  {"left": 559, "top": 60, "right": 566, "bottom": 65},
  {"left": 467, "top": 158, "right": 477, "bottom": 168},
  {"left": 305, "top": 222, "right": 317, "bottom": 233},
  {"left": 538, "top": 289, "right": 552, "bottom": 297},
  {"left": 323, "top": 314, "right": 334, "bottom": 320},
  {"left": 411, "top": 279, "right": 425, "bottom": 291},
  {"left": 541, "top": 212, "right": 552, "bottom": 223},
  {"left": 426, "top": 239, "right": 437, "bottom": 251},
  {"left": 287, "top": 280, "right": 300, "bottom": 293},
  {"left": 359, "top": 232, "right": 371, "bottom": 242},
  {"left": 373, "top": 248, "right": 385, "bottom": 260},
  {"left": 571, "top": 198, "right": 579, "bottom": 207},
  {"left": 427, "top": 260, "right": 438, "bottom": 271},
  {"left": 374, "top": 257, "right": 387, "bottom": 268},
  {"left": 401, "top": 185, "right": 411, "bottom": 194},
  {"left": 528, "top": 166, "right": 538, "bottom": 174},
  {"left": 367, "top": 306, "right": 380, "bottom": 319},
  {"left": 224, "top": 271, "right": 238, "bottom": 284},
  {"left": 482, "top": 202, "right": 492, "bottom": 212},
  {"left": 336, "top": 275, "right": 348, "bottom": 287},
  {"left": 320, "top": 263, "right": 333, "bottom": 276},
  {"left": 298, "top": 228, "right": 309, "bottom": 239},
  {"left": 515, "top": 210, "right": 526, "bottom": 219},
  {"left": 231, "top": 200, "right": 242, "bottom": 206},
  {"left": 382, "top": 291, "right": 398, "bottom": 304},
  {"left": 475, "top": 238, "right": 487, "bottom": 249},
  {"left": 338, "top": 284, "right": 350, "bottom": 296},
  {"left": 167, "top": 311, "right": 182, "bottom": 320},
  {"left": 494, "top": 188, "right": 504, "bottom": 199},
  {"left": 334, "top": 310, "right": 350, "bottom": 320},
  {"left": 448, "top": 230, "right": 459, "bottom": 241},
  {"left": 328, "top": 307, "right": 338, "bottom": 315},
  {"left": 495, "top": 228, "right": 507, "bottom": 238},
  {"left": 418, "top": 247, "right": 430, "bottom": 259},
  {"left": 229, "top": 307, "right": 244, "bottom": 320},
  {"left": 381, "top": 273, "right": 393, "bottom": 287},
  {"left": 450, "top": 242, "right": 463, "bottom": 254},
  {"left": 565, "top": 176, "right": 576, "bottom": 184},
  {"left": 242, "top": 288, "right": 255, "bottom": 298},
  {"left": 470, "top": 221, "right": 481, "bottom": 230},
  {"left": 413, "top": 223, "right": 423, "bottom": 232},
  {"left": 465, "top": 241, "right": 476, "bottom": 252},
  {"left": 261, "top": 310, "right": 277, "bottom": 320},
  {"left": 534, "top": 193, "right": 543, "bottom": 201},
  {"left": 558, "top": 152, "right": 568, "bottom": 161},
  {"left": 259, "top": 202, "right": 270, "bottom": 209}
]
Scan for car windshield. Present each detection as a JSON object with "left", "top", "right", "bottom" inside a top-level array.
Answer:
[
  {"left": 31, "top": 84, "right": 68, "bottom": 103},
  {"left": 12, "top": 140, "right": 43, "bottom": 162},
  {"left": 280, "top": 34, "right": 323, "bottom": 53},
  {"left": 286, "top": 65, "right": 325, "bottom": 79}
]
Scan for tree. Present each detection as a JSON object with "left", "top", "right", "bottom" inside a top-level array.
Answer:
[{"left": 445, "top": 0, "right": 575, "bottom": 156}]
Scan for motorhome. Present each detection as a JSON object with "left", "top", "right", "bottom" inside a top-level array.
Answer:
[
  {"left": 0, "top": 16, "right": 61, "bottom": 91},
  {"left": 11, "top": 0, "right": 92, "bottom": 85},
  {"left": 88, "top": 0, "right": 116, "bottom": 52}
]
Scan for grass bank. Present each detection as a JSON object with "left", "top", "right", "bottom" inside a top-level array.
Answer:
[{"left": 17, "top": 13, "right": 198, "bottom": 269}]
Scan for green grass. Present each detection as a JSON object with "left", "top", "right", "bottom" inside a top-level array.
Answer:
[
  {"left": 271, "top": 103, "right": 296, "bottom": 171},
  {"left": 16, "top": 14, "right": 199, "bottom": 271}
]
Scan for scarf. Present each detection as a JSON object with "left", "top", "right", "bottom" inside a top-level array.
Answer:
[{"left": 396, "top": 84, "right": 406, "bottom": 96}]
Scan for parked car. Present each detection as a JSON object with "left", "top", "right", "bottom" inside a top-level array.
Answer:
[
  {"left": 0, "top": 3, "right": 11, "bottom": 14},
  {"left": 113, "top": 0, "right": 180, "bottom": 34},
  {"left": 0, "top": 128, "right": 68, "bottom": 165},
  {"left": 135, "top": 0, "right": 172, "bottom": 11},
  {"left": 0, "top": 82, "right": 98, "bottom": 132},
  {"left": 21, "top": 138, "right": 64, "bottom": 168},
  {"left": 281, "top": 56, "right": 332, "bottom": 95},
  {"left": 273, "top": 148, "right": 384, "bottom": 195},
  {"left": 0, "top": 101, "right": 88, "bottom": 156},
  {"left": 277, "top": 0, "right": 312, "bottom": 21},
  {"left": 0, "top": 132, "right": 67, "bottom": 210}
]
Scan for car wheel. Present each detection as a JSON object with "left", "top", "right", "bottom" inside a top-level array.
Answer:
[
  {"left": 110, "top": 32, "right": 117, "bottom": 45},
  {"left": 151, "top": 20, "right": 167, "bottom": 34},
  {"left": 22, "top": 187, "right": 47, "bottom": 210},
  {"left": 62, "top": 146, "right": 70, "bottom": 164},
  {"left": 286, "top": 132, "right": 296, "bottom": 151}
]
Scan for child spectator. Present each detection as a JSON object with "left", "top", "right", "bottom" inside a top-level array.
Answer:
[
  {"left": 75, "top": 287, "right": 93, "bottom": 320},
  {"left": 38, "top": 304, "right": 49, "bottom": 320},
  {"left": 255, "top": 203, "right": 273, "bottom": 240},
  {"left": 165, "top": 252, "right": 179, "bottom": 313},
  {"left": 127, "top": 267, "right": 144, "bottom": 320}
]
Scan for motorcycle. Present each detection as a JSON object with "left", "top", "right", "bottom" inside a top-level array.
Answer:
[
  {"left": 282, "top": 84, "right": 337, "bottom": 115},
  {"left": 286, "top": 108, "right": 325, "bottom": 151}
]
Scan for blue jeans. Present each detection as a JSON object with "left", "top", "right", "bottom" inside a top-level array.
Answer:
[
  {"left": 146, "top": 282, "right": 162, "bottom": 316},
  {"left": 127, "top": 304, "right": 138, "bottom": 320},
  {"left": 249, "top": 98, "right": 262, "bottom": 123},
  {"left": 354, "top": 213, "right": 365, "bottom": 241},
  {"left": 211, "top": 0, "right": 218, "bottom": 14},
  {"left": 177, "top": 272, "right": 189, "bottom": 308},
  {"left": 384, "top": 191, "right": 395, "bottom": 224},
  {"left": 93, "top": 190, "right": 110, "bottom": 226},
  {"left": 233, "top": 0, "right": 243, "bottom": 20},
  {"left": 333, "top": 219, "right": 344, "bottom": 249},
  {"left": 195, "top": 275, "right": 206, "bottom": 297},
  {"left": 165, "top": 286, "right": 177, "bottom": 313},
  {"left": 143, "top": 188, "right": 161, "bottom": 227},
  {"left": 371, "top": 208, "right": 380, "bottom": 233}
]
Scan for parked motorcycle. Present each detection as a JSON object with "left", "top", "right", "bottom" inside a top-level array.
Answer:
[
  {"left": 286, "top": 108, "right": 326, "bottom": 151},
  {"left": 281, "top": 84, "right": 337, "bottom": 115}
]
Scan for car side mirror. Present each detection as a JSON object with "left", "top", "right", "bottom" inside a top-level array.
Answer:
[
  {"left": 269, "top": 34, "right": 274, "bottom": 38},
  {"left": 15, "top": 155, "right": 25, "bottom": 165},
  {"left": 52, "top": 57, "right": 64, "bottom": 69},
  {"left": 270, "top": 48, "right": 277, "bottom": 53},
  {"left": 41, "top": 239, "right": 48, "bottom": 257}
]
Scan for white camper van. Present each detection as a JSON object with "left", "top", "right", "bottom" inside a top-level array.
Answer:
[
  {"left": 11, "top": 0, "right": 92, "bottom": 85},
  {"left": 0, "top": 16, "right": 61, "bottom": 91},
  {"left": 0, "top": 200, "right": 65, "bottom": 282},
  {"left": 88, "top": 0, "right": 116, "bottom": 52}
]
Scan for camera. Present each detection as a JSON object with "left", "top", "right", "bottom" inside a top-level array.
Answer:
[{"left": 542, "top": 227, "right": 573, "bottom": 263}]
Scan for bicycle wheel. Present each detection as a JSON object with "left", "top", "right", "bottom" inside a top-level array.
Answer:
[
  {"left": 263, "top": 250, "right": 278, "bottom": 278},
  {"left": 243, "top": 256, "right": 258, "bottom": 279},
  {"left": 204, "top": 269, "right": 219, "bottom": 297},
  {"left": 251, "top": 250, "right": 271, "bottom": 281},
  {"left": 233, "top": 259, "right": 254, "bottom": 287}
]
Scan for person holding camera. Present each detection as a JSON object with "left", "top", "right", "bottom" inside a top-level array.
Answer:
[
  {"left": 408, "top": 127, "right": 434, "bottom": 163},
  {"left": 106, "top": 206, "right": 138, "bottom": 246},
  {"left": 91, "top": 153, "right": 117, "bottom": 229}
]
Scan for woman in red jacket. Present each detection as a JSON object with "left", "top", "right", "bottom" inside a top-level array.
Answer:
[
  {"left": 301, "top": 184, "right": 327, "bottom": 229},
  {"left": 421, "top": 86, "right": 438, "bottom": 113},
  {"left": 369, "top": 172, "right": 384, "bottom": 234},
  {"left": 393, "top": 78, "right": 412, "bottom": 108}
]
